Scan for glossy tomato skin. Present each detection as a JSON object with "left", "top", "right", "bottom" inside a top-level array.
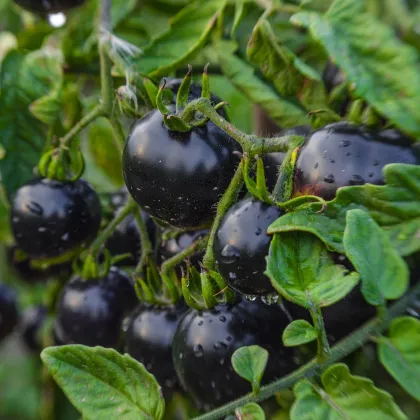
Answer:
[
  {"left": 172, "top": 298, "right": 296, "bottom": 410},
  {"left": 11, "top": 178, "right": 101, "bottom": 260},
  {"left": 263, "top": 125, "right": 311, "bottom": 192},
  {"left": 123, "top": 109, "right": 241, "bottom": 228},
  {"left": 14, "top": 0, "right": 85, "bottom": 13},
  {"left": 158, "top": 229, "right": 208, "bottom": 274},
  {"left": 125, "top": 302, "right": 188, "bottom": 397},
  {"left": 214, "top": 198, "right": 283, "bottom": 296},
  {"left": 106, "top": 209, "right": 155, "bottom": 267},
  {"left": 293, "top": 122, "right": 420, "bottom": 200},
  {"left": 20, "top": 306, "right": 47, "bottom": 352},
  {"left": 53, "top": 267, "right": 137, "bottom": 348},
  {"left": 0, "top": 284, "right": 19, "bottom": 342}
]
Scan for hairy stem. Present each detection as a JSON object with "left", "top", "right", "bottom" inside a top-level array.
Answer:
[
  {"left": 181, "top": 98, "right": 295, "bottom": 155},
  {"left": 89, "top": 199, "right": 135, "bottom": 257},
  {"left": 202, "top": 162, "right": 244, "bottom": 270},
  {"left": 160, "top": 235, "right": 209, "bottom": 275},
  {"left": 60, "top": 0, "right": 113, "bottom": 149},
  {"left": 309, "top": 303, "right": 331, "bottom": 363},
  {"left": 193, "top": 281, "right": 420, "bottom": 420},
  {"left": 133, "top": 206, "right": 154, "bottom": 273},
  {"left": 110, "top": 115, "right": 126, "bottom": 153}
]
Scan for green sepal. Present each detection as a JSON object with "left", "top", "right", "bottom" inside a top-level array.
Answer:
[
  {"left": 307, "top": 108, "right": 341, "bottom": 129},
  {"left": 272, "top": 142, "right": 301, "bottom": 201},
  {"left": 346, "top": 98, "right": 365, "bottom": 124},
  {"left": 243, "top": 154, "right": 273, "bottom": 204},
  {"left": 143, "top": 77, "right": 159, "bottom": 108},
  {"left": 181, "top": 265, "right": 206, "bottom": 310},
  {"left": 176, "top": 64, "right": 192, "bottom": 112},
  {"left": 156, "top": 79, "right": 173, "bottom": 116},
  {"left": 110, "top": 253, "right": 133, "bottom": 266},
  {"left": 207, "top": 269, "right": 235, "bottom": 304},
  {"left": 201, "top": 270, "right": 218, "bottom": 309},
  {"left": 201, "top": 63, "right": 211, "bottom": 100},
  {"left": 163, "top": 114, "right": 192, "bottom": 133}
]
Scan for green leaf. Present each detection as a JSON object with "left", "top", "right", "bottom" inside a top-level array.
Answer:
[
  {"left": 378, "top": 316, "right": 420, "bottom": 401},
  {"left": 235, "top": 403, "right": 266, "bottom": 420},
  {"left": 88, "top": 117, "right": 124, "bottom": 187},
  {"left": 282, "top": 320, "right": 318, "bottom": 347},
  {"left": 291, "top": 363, "right": 407, "bottom": 420},
  {"left": 216, "top": 47, "right": 308, "bottom": 128},
  {"left": 231, "top": 345, "right": 269, "bottom": 393},
  {"left": 0, "top": 48, "right": 63, "bottom": 196},
  {"left": 291, "top": 0, "right": 420, "bottom": 137},
  {"left": 41, "top": 345, "right": 165, "bottom": 420},
  {"left": 343, "top": 209, "right": 409, "bottom": 306},
  {"left": 269, "top": 164, "right": 420, "bottom": 257},
  {"left": 247, "top": 19, "right": 320, "bottom": 97},
  {"left": 123, "top": 0, "right": 227, "bottom": 78},
  {"left": 266, "top": 232, "right": 359, "bottom": 308}
]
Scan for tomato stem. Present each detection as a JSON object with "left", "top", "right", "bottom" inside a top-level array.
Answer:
[
  {"left": 181, "top": 98, "right": 299, "bottom": 155},
  {"left": 59, "top": 0, "right": 114, "bottom": 150},
  {"left": 133, "top": 206, "right": 154, "bottom": 274},
  {"left": 89, "top": 198, "right": 136, "bottom": 258},
  {"left": 309, "top": 303, "right": 331, "bottom": 363},
  {"left": 202, "top": 161, "right": 244, "bottom": 271},
  {"left": 192, "top": 280, "right": 420, "bottom": 420}
]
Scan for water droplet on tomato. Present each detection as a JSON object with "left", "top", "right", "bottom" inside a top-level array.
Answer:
[
  {"left": 254, "top": 227, "right": 262, "bottom": 236},
  {"left": 244, "top": 294, "right": 257, "bottom": 301},
  {"left": 193, "top": 344, "right": 204, "bottom": 357},
  {"left": 349, "top": 175, "right": 364, "bottom": 185},
  {"left": 261, "top": 293, "right": 279, "bottom": 305},
  {"left": 324, "top": 174, "right": 335, "bottom": 183}
]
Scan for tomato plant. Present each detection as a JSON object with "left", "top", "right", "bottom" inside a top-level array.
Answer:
[{"left": 1, "top": 0, "right": 420, "bottom": 419}]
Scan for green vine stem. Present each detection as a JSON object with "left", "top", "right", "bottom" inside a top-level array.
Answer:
[
  {"left": 193, "top": 281, "right": 420, "bottom": 420},
  {"left": 133, "top": 206, "right": 154, "bottom": 274},
  {"left": 202, "top": 161, "right": 244, "bottom": 271},
  {"left": 181, "top": 98, "right": 299, "bottom": 155},
  {"left": 309, "top": 301, "right": 331, "bottom": 362},
  {"left": 59, "top": 0, "right": 114, "bottom": 149},
  {"left": 160, "top": 234, "right": 209, "bottom": 276},
  {"left": 88, "top": 198, "right": 136, "bottom": 258}
]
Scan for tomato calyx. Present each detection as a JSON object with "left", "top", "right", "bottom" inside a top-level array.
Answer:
[
  {"left": 38, "top": 144, "right": 85, "bottom": 182},
  {"left": 156, "top": 65, "right": 228, "bottom": 133}
]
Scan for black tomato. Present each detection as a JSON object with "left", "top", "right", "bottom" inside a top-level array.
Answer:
[
  {"left": 293, "top": 122, "right": 420, "bottom": 200},
  {"left": 123, "top": 109, "right": 241, "bottom": 228},
  {"left": 263, "top": 125, "right": 311, "bottom": 192},
  {"left": 20, "top": 306, "right": 47, "bottom": 352},
  {"left": 172, "top": 298, "right": 296, "bottom": 410},
  {"left": 214, "top": 198, "right": 283, "bottom": 296},
  {"left": 53, "top": 267, "right": 137, "bottom": 348},
  {"left": 125, "top": 302, "right": 188, "bottom": 397},
  {"left": 11, "top": 178, "right": 101, "bottom": 260},
  {"left": 106, "top": 208, "right": 155, "bottom": 267},
  {"left": 0, "top": 283, "right": 19, "bottom": 342},
  {"left": 14, "top": 0, "right": 85, "bottom": 13},
  {"left": 158, "top": 229, "right": 208, "bottom": 274}
]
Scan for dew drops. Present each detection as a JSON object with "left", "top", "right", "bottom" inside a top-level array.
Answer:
[
  {"left": 373, "top": 160, "right": 380, "bottom": 166},
  {"left": 211, "top": 381, "right": 216, "bottom": 388},
  {"left": 338, "top": 140, "right": 351, "bottom": 148},
  {"left": 221, "top": 244, "right": 240, "bottom": 263},
  {"left": 26, "top": 201, "right": 43, "bottom": 216},
  {"left": 349, "top": 174, "right": 365, "bottom": 185},
  {"left": 228, "top": 272, "right": 237, "bottom": 280},
  {"left": 324, "top": 174, "right": 335, "bottom": 184},
  {"left": 314, "top": 162, "right": 319, "bottom": 169},
  {"left": 198, "top": 320, "right": 203, "bottom": 326},
  {"left": 12, "top": 217, "right": 19, "bottom": 223},
  {"left": 193, "top": 344, "right": 204, "bottom": 357},
  {"left": 244, "top": 294, "right": 257, "bottom": 301},
  {"left": 261, "top": 293, "right": 279, "bottom": 305},
  {"left": 254, "top": 227, "right": 262, "bottom": 236},
  {"left": 38, "top": 227, "right": 47, "bottom": 233},
  {"left": 219, "top": 315, "right": 226, "bottom": 322},
  {"left": 61, "top": 233, "right": 69, "bottom": 241}
]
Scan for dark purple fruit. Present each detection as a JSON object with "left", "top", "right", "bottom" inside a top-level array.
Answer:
[
  {"left": 53, "top": 267, "right": 136, "bottom": 348},
  {"left": 11, "top": 178, "right": 101, "bottom": 260},
  {"left": 0, "top": 283, "right": 19, "bottom": 342},
  {"left": 125, "top": 302, "right": 188, "bottom": 397},
  {"left": 172, "top": 298, "right": 296, "bottom": 410},
  {"left": 14, "top": 0, "right": 85, "bottom": 13},
  {"left": 214, "top": 198, "right": 283, "bottom": 296},
  {"left": 293, "top": 123, "right": 419, "bottom": 200}
]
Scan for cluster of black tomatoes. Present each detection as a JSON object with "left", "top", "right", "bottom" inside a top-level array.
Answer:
[{"left": 2, "top": 79, "right": 419, "bottom": 410}]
